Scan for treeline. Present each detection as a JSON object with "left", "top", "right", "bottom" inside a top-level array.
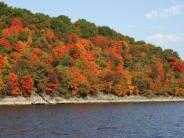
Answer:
[{"left": 0, "top": 2, "right": 184, "bottom": 98}]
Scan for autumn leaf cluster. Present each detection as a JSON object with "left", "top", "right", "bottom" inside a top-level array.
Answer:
[{"left": 0, "top": 2, "right": 184, "bottom": 97}]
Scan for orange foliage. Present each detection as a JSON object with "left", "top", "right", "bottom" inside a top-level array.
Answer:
[
  {"left": 15, "top": 41, "right": 27, "bottom": 53},
  {"left": 114, "top": 84, "right": 126, "bottom": 96},
  {"left": 33, "top": 48, "right": 42, "bottom": 54},
  {"left": 0, "top": 10, "right": 184, "bottom": 98},
  {"left": 116, "top": 65, "right": 124, "bottom": 74},
  {"left": 75, "top": 39, "right": 100, "bottom": 76},
  {"left": 70, "top": 67, "right": 88, "bottom": 85},
  {"left": 8, "top": 72, "right": 22, "bottom": 96},
  {"left": 70, "top": 67, "right": 89, "bottom": 95},
  {"left": 53, "top": 43, "right": 74, "bottom": 60},
  {"left": 156, "top": 58, "right": 164, "bottom": 79},
  {"left": 2, "top": 18, "right": 24, "bottom": 38},
  {"left": 53, "top": 45, "right": 65, "bottom": 58},
  {"left": 2, "top": 28, "right": 12, "bottom": 38},
  {"left": 10, "top": 52, "right": 22, "bottom": 63},
  {"left": 45, "top": 29, "right": 55, "bottom": 40},
  {"left": 0, "top": 77, "right": 4, "bottom": 90}
]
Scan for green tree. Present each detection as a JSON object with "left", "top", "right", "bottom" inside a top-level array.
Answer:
[
  {"left": 74, "top": 19, "right": 98, "bottom": 38},
  {"left": 51, "top": 15, "right": 73, "bottom": 35},
  {"left": 98, "top": 26, "right": 121, "bottom": 40}
]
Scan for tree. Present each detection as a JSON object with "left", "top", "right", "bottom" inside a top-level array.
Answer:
[
  {"left": 8, "top": 72, "right": 22, "bottom": 96},
  {"left": 163, "top": 49, "right": 179, "bottom": 60},
  {"left": 0, "top": 1, "right": 184, "bottom": 98},
  {"left": 98, "top": 26, "right": 122, "bottom": 40},
  {"left": 69, "top": 67, "right": 89, "bottom": 96},
  {"left": 22, "top": 74, "right": 33, "bottom": 97},
  {"left": 74, "top": 19, "right": 98, "bottom": 38},
  {"left": 51, "top": 15, "right": 73, "bottom": 35},
  {"left": 56, "top": 65, "right": 72, "bottom": 96},
  {"left": 156, "top": 58, "right": 164, "bottom": 79}
]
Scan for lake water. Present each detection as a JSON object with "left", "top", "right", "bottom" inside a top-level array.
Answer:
[{"left": 0, "top": 103, "right": 184, "bottom": 138}]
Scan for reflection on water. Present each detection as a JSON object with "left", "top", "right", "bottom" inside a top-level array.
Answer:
[{"left": 0, "top": 103, "right": 184, "bottom": 138}]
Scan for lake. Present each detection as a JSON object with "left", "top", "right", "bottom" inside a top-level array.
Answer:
[{"left": 0, "top": 102, "right": 184, "bottom": 138}]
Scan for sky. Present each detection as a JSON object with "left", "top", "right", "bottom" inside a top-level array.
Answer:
[{"left": 1, "top": 0, "right": 184, "bottom": 59}]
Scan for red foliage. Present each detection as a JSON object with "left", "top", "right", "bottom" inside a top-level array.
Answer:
[
  {"left": 11, "top": 17, "right": 24, "bottom": 32},
  {"left": 0, "top": 38, "right": 11, "bottom": 48},
  {"left": 45, "top": 55, "right": 53, "bottom": 64},
  {"left": 0, "top": 55, "right": 5, "bottom": 69},
  {"left": 23, "top": 75, "right": 33, "bottom": 97},
  {"left": 156, "top": 58, "right": 164, "bottom": 79},
  {"left": 91, "top": 36, "right": 111, "bottom": 48},
  {"left": 65, "top": 33, "right": 79, "bottom": 43},
  {"left": 46, "top": 79, "right": 59, "bottom": 93},
  {"left": 113, "top": 41, "right": 122, "bottom": 57},
  {"left": 8, "top": 72, "right": 22, "bottom": 96},
  {"left": 12, "top": 17, "right": 22, "bottom": 26},
  {"left": 69, "top": 48, "right": 78, "bottom": 61},
  {"left": 173, "top": 64, "right": 184, "bottom": 72},
  {"left": 30, "top": 53, "right": 39, "bottom": 62},
  {"left": 170, "top": 58, "right": 184, "bottom": 73},
  {"left": 65, "top": 43, "right": 74, "bottom": 53}
]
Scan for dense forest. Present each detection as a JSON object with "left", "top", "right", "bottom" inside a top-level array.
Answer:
[{"left": 0, "top": 2, "right": 184, "bottom": 98}]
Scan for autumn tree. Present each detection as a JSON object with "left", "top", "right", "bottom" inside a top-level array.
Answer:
[
  {"left": 22, "top": 74, "right": 33, "bottom": 97},
  {"left": 8, "top": 72, "right": 22, "bottom": 96}
]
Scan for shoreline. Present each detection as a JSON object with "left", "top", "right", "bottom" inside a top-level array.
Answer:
[{"left": 1, "top": 94, "right": 184, "bottom": 105}]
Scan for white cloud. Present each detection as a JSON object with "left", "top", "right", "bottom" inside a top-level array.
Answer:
[
  {"left": 146, "top": 33, "right": 184, "bottom": 59},
  {"left": 146, "top": 33, "right": 184, "bottom": 45},
  {"left": 144, "top": 4, "right": 184, "bottom": 19}
]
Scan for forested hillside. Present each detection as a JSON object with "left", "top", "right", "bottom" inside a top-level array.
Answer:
[{"left": 0, "top": 2, "right": 184, "bottom": 98}]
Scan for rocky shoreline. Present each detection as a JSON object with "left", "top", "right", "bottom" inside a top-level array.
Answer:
[{"left": 0, "top": 94, "right": 184, "bottom": 105}]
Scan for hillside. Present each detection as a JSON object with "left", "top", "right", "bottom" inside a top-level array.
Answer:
[{"left": 0, "top": 2, "right": 184, "bottom": 98}]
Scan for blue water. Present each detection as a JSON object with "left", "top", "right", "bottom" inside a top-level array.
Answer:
[{"left": 0, "top": 102, "right": 184, "bottom": 138}]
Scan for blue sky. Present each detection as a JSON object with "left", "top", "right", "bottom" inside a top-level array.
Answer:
[{"left": 1, "top": 0, "right": 184, "bottom": 59}]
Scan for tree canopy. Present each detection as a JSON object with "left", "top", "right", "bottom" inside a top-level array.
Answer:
[{"left": 0, "top": 1, "right": 183, "bottom": 98}]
